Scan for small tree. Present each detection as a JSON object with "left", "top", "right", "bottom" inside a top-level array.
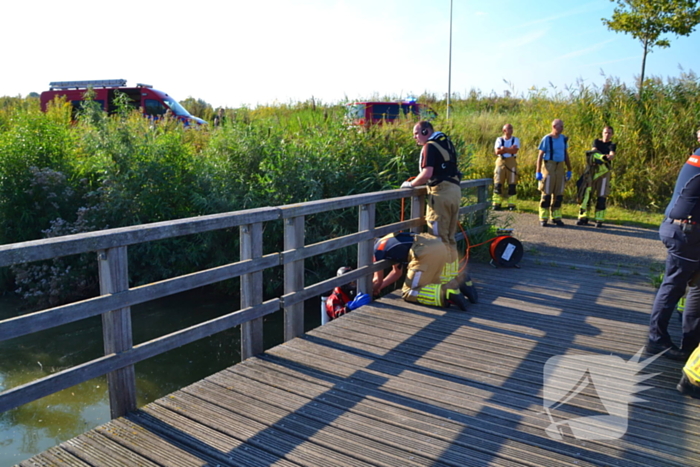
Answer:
[{"left": 602, "top": 0, "right": 700, "bottom": 93}]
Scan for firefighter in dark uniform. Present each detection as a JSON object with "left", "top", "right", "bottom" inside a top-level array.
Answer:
[
  {"left": 577, "top": 126, "right": 616, "bottom": 227},
  {"left": 648, "top": 136, "right": 700, "bottom": 361},
  {"left": 372, "top": 232, "right": 475, "bottom": 310}
]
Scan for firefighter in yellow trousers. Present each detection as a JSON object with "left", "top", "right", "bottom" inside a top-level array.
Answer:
[
  {"left": 493, "top": 123, "right": 520, "bottom": 211},
  {"left": 536, "top": 119, "right": 573, "bottom": 227},
  {"left": 372, "top": 232, "right": 477, "bottom": 310},
  {"left": 402, "top": 121, "right": 462, "bottom": 264}
]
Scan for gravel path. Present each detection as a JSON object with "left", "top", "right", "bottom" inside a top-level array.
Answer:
[{"left": 487, "top": 212, "right": 667, "bottom": 274}]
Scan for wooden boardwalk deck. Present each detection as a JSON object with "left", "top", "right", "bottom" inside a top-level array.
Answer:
[{"left": 18, "top": 256, "right": 700, "bottom": 466}]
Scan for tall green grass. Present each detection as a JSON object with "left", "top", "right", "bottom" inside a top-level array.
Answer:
[{"left": 1, "top": 73, "right": 698, "bottom": 307}]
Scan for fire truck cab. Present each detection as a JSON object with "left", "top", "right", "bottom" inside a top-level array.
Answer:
[
  {"left": 345, "top": 101, "right": 436, "bottom": 127},
  {"left": 40, "top": 79, "right": 206, "bottom": 125}
]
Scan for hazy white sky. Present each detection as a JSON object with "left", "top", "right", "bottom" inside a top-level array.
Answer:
[{"left": 2, "top": 0, "right": 698, "bottom": 108}]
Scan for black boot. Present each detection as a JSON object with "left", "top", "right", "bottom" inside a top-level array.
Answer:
[
  {"left": 459, "top": 275, "right": 479, "bottom": 304},
  {"left": 445, "top": 288, "right": 469, "bottom": 311},
  {"left": 677, "top": 373, "right": 700, "bottom": 397}
]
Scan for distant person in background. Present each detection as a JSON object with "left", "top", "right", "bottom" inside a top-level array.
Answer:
[
  {"left": 536, "top": 119, "right": 572, "bottom": 227},
  {"left": 213, "top": 108, "right": 226, "bottom": 127},
  {"left": 648, "top": 127, "right": 700, "bottom": 362},
  {"left": 576, "top": 126, "right": 616, "bottom": 228},
  {"left": 492, "top": 123, "right": 520, "bottom": 211}
]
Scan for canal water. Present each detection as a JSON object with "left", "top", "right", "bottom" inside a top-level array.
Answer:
[{"left": 0, "top": 288, "right": 323, "bottom": 466}]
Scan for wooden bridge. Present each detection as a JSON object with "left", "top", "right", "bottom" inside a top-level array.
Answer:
[{"left": 5, "top": 181, "right": 700, "bottom": 466}]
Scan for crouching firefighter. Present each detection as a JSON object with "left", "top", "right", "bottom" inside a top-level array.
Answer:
[{"left": 372, "top": 232, "right": 476, "bottom": 311}]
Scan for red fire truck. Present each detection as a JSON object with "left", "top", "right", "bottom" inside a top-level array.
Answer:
[
  {"left": 345, "top": 100, "right": 436, "bottom": 127},
  {"left": 40, "top": 79, "right": 206, "bottom": 125}
]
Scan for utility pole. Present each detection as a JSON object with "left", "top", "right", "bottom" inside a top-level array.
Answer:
[{"left": 447, "top": 0, "right": 453, "bottom": 120}]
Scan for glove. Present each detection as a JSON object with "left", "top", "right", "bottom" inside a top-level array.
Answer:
[
  {"left": 346, "top": 292, "right": 371, "bottom": 311},
  {"left": 535, "top": 172, "right": 543, "bottom": 181},
  {"left": 400, "top": 181, "right": 412, "bottom": 188},
  {"left": 566, "top": 170, "right": 572, "bottom": 181}
]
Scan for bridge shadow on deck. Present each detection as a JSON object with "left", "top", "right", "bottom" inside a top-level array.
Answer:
[{"left": 22, "top": 253, "right": 700, "bottom": 467}]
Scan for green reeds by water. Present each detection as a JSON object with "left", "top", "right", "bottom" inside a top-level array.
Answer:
[{"left": 0, "top": 74, "right": 698, "bottom": 305}]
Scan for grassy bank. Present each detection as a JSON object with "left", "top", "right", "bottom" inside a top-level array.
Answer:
[{"left": 0, "top": 73, "right": 698, "bottom": 306}]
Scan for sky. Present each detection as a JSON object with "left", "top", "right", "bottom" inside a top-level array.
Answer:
[{"left": 2, "top": 0, "right": 699, "bottom": 109}]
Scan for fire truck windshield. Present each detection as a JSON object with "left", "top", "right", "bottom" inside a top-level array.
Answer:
[{"left": 163, "top": 96, "right": 193, "bottom": 117}]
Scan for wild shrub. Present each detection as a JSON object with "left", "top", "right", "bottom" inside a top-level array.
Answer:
[{"left": 2, "top": 73, "right": 699, "bottom": 307}]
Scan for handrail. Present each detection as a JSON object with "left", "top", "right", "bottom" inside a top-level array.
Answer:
[{"left": 0, "top": 179, "right": 492, "bottom": 418}]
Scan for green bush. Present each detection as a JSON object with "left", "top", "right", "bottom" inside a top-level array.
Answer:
[{"left": 1, "top": 72, "right": 699, "bottom": 307}]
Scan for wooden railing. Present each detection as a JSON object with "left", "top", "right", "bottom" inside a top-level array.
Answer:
[{"left": 0, "top": 179, "right": 491, "bottom": 419}]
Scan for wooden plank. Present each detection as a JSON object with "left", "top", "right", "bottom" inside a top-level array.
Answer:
[
  {"left": 205, "top": 367, "right": 594, "bottom": 467},
  {"left": 61, "top": 431, "right": 161, "bottom": 467},
  {"left": 140, "top": 399, "right": 372, "bottom": 467},
  {"left": 0, "top": 206, "right": 280, "bottom": 267},
  {"left": 126, "top": 410, "right": 299, "bottom": 467},
  {"left": 95, "top": 418, "right": 223, "bottom": 467},
  {"left": 98, "top": 246, "right": 137, "bottom": 418},
  {"left": 280, "top": 262, "right": 387, "bottom": 308},
  {"left": 0, "top": 301, "right": 279, "bottom": 414},
  {"left": 241, "top": 222, "right": 264, "bottom": 360},
  {"left": 188, "top": 375, "right": 515, "bottom": 467},
  {"left": 357, "top": 203, "right": 376, "bottom": 295},
  {"left": 279, "top": 230, "right": 374, "bottom": 264},
  {"left": 0, "top": 254, "right": 279, "bottom": 343},
  {"left": 284, "top": 215, "right": 305, "bottom": 341},
  {"left": 409, "top": 192, "right": 423, "bottom": 235},
  {"left": 279, "top": 190, "right": 422, "bottom": 219},
  {"left": 252, "top": 337, "right": 694, "bottom": 466},
  {"left": 17, "top": 446, "right": 93, "bottom": 467}
]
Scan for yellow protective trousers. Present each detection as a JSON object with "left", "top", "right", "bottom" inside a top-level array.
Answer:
[
  {"left": 401, "top": 234, "right": 452, "bottom": 306},
  {"left": 493, "top": 156, "right": 518, "bottom": 207},
  {"left": 683, "top": 346, "right": 700, "bottom": 386},
  {"left": 426, "top": 181, "right": 461, "bottom": 263},
  {"left": 538, "top": 160, "right": 566, "bottom": 221},
  {"left": 578, "top": 171, "right": 610, "bottom": 222}
]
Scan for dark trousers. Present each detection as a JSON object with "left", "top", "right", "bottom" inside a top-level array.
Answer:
[{"left": 649, "top": 220, "right": 700, "bottom": 350}]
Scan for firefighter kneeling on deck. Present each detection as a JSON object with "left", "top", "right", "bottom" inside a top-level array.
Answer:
[{"left": 371, "top": 232, "right": 477, "bottom": 311}]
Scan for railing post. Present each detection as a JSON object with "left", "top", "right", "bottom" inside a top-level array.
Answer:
[
  {"left": 284, "top": 215, "right": 305, "bottom": 341},
  {"left": 477, "top": 183, "right": 488, "bottom": 226},
  {"left": 97, "top": 246, "right": 136, "bottom": 419},
  {"left": 240, "top": 222, "right": 264, "bottom": 360},
  {"left": 357, "top": 203, "right": 376, "bottom": 294},
  {"left": 410, "top": 191, "right": 424, "bottom": 234}
]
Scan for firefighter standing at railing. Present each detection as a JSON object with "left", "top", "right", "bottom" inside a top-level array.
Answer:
[
  {"left": 401, "top": 121, "right": 462, "bottom": 283},
  {"left": 576, "top": 126, "right": 616, "bottom": 228}
]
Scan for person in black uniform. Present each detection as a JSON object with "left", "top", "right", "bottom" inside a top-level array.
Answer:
[
  {"left": 648, "top": 129, "right": 700, "bottom": 361},
  {"left": 576, "top": 126, "right": 616, "bottom": 227}
]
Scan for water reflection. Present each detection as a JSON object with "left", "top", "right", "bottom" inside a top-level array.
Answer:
[
  {"left": 0, "top": 287, "right": 323, "bottom": 466},
  {"left": 0, "top": 287, "right": 244, "bottom": 467}
]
